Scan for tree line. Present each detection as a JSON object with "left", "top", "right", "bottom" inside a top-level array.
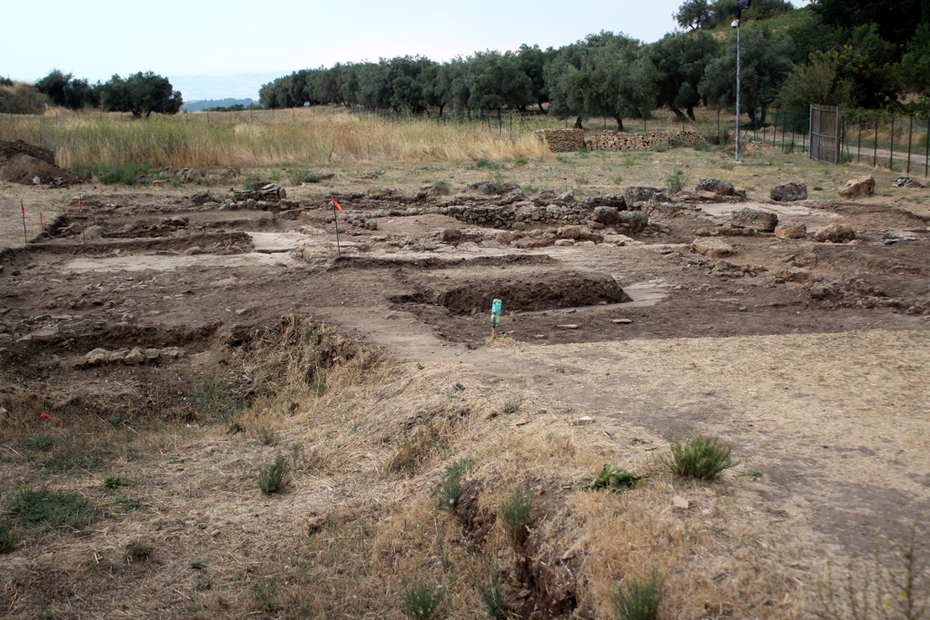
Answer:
[
  {"left": 1, "top": 71, "right": 182, "bottom": 117},
  {"left": 257, "top": 0, "right": 929, "bottom": 126}
]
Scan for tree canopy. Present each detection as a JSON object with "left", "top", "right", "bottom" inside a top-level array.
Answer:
[{"left": 99, "top": 72, "right": 183, "bottom": 118}]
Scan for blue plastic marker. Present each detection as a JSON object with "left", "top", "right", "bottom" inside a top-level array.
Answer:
[{"left": 491, "top": 298, "right": 502, "bottom": 339}]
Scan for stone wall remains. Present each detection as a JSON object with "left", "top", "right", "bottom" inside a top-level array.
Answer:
[
  {"left": 584, "top": 131, "right": 670, "bottom": 152},
  {"left": 535, "top": 129, "right": 585, "bottom": 152}
]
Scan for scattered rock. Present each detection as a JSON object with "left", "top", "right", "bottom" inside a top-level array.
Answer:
[
  {"left": 730, "top": 207, "right": 778, "bottom": 232},
  {"left": 691, "top": 238, "right": 736, "bottom": 258},
  {"left": 440, "top": 228, "right": 462, "bottom": 243},
  {"left": 611, "top": 318, "right": 633, "bottom": 324},
  {"left": 814, "top": 223, "right": 855, "bottom": 243},
  {"left": 124, "top": 347, "right": 146, "bottom": 365},
  {"left": 775, "top": 223, "right": 807, "bottom": 239},
  {"left": 892, "top": 176, "right": 926, "bottom": 189},
  {"left": 672, "top": 496, "right": 690, "bottom": 510},
  {"left": 771, "top": 182, "right": 807, "bottom": 202},
  {"left": 622, "top": 186, "right": 659, "bottom": 205},
  {"left": 838, "top": 175, "right": 875, "bottom": 199}
]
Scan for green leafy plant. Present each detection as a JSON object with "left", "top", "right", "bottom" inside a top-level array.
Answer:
[
  {"left": 73, "top": 162, "right": 152, "bottom": 185},
  {"left": 500, "top": 487, "right": 533, "bottom": 544},
  {"left": 664, "top": 168, "right": 687, "bottom": 194},
  {"left": 665, "top": 435, "right": 736, "bottom": 480},
  {"left": 0, "top": 521, "right": 17, "bottom": 554},
  {"left": 251, "top": 580, "right": 276, "bottom": 612},
  {"left": 399, "top": 578, "right": 444, "bottom": 620},
  {"left": 7, "top": 488, "right": 97, "bottom": 531},
  {"left": 514, "top": 156, "right": 528, "bottom": 165},
  {"left": 436, "top": 458, "right": 475, "bottom": 512},
  {"left": 582, "top": 465, "right": 642, "bottom": 492},
  {"left": 742, "top": 469, "right": 762, "bottom": 480},
  {"left": 611, "top": 566, "right": 665, "bottom": 620},
  {"left": 694, "top": 140, "right": 713, "bottom": 152},
  {"left": 256, "top": 425, "right": 275, "bottom": 445},
  {"left": 432, "top": 180, "right": 451, "bottom": 195},
  {"left": 258, "top": 454, "right": 291, "bottom": 494},
  {"left": 613, "top": 175, "right": 624, "bottom": 185},
  {"left": 623, "top": 154, "right": 638, "bottom": 167},
  {"left": 115, "top": 496, "right": 141, "bottom": 512}
]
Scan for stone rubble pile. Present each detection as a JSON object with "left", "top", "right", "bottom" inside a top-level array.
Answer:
[
  {"left": 584, "top": 131, "right": 670, "bottom": 152},
  {"left": 535, "top": 128, "right": 585, "bottom": 152}
]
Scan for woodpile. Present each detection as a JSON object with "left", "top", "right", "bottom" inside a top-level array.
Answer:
[
  {"left": 536, "top": 129, "right": 585, "bottom": 152},
  {"left": 584, "top": 131, "right": 670, "bottom": 152}
]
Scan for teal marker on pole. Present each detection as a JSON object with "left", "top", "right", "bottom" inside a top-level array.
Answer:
[{"left": 491, "top": 298, "right": 502, "bottom": 340}]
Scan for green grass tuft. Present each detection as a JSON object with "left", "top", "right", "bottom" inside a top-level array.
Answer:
[
  {"left": 8, "top": 488, "right": 97, "bottom": 531},
  {"left": 583, "top": 465, "right": 642, "bottom": 492},
  {"left": 258, "top": 454, "right": 291, "bottom": 494},
  {"left": 500, "top": 487, "right": 533, "bottom": 544},
  {"left": 399, "top": 578, "right": 444, "bottom": 620},
  {"left": 665, "top": 435, "right": 736, "bottom": 480},
  {"left": 611, "top": 566, "right": 665, "bottom": 620}
]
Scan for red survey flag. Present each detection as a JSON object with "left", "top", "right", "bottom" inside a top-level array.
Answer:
[
  {"left": 21, "top": 199, "right": 25, "bottom": 217},
  {"left": 332, "top": 196, "right": 343, "bottom": 213},
  {"left": 78, "top": 199, "right": 83, "bottom": 215}
]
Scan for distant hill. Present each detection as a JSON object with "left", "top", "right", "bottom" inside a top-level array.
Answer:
[{"left": 182, "top": 98, "right": 256, "bottom": 112}]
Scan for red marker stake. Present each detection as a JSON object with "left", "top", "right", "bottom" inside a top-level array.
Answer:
[{"left": 21, "top": 199, "right": 28, "bottom": 244}]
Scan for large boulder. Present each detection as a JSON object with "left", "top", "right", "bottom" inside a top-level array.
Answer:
[
  {"left": 838, "top": 175, "right": 875, "bottom": 199},
  {"left": 771, "top": 182, "right": 807, "bottom": 202},
  {"left": 618, "top": 211, "right": 649, "bottom": 233},
  {"left": 591, "top": 206, "right": 620, "bottom": 226},
  {"left": 691, "top": 238, "right": 736, "bottom": 258},
  {"left": 622, "top": 186, "right": 660, "bottom": 205},
  {"left": 814, "top": 223, "right": 855, "bottom": 243},
  {"left": 695, "top": 178, "right": 735, "bottom": 196},
  {"left": 775, "top": 223, "right": 807, "bottom": 239},
  {"left": 730, "top": 207, "right": 778, "bottom": 232}
]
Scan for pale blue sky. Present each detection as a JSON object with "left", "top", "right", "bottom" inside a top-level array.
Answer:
[{"left": 1, "top": 0, "right": 805, "bottom": 101}]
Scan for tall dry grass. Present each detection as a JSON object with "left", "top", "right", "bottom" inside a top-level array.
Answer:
[{"left": 0, "top": 107, "right": 553, "bottom": 170}]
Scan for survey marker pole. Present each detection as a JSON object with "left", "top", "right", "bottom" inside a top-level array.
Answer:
[
  {"left": 331, "top": 196, "right": 344, "bottom": 258},
  {"left": 491, "top": 298, "right": 502, "bottom": 340},
  {"left": 21, "top": 199, "right": 28, "bottom": 244}
]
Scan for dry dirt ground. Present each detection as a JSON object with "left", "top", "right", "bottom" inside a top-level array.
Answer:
[{"left": 1, "top": 166, "right": 930, "bottom": 619}]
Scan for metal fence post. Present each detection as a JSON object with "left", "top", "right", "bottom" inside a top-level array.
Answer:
[
  {"left": 857, "top": 116, "right": 862, "bottom": 163},
  {"left": 907, "top": 116, "right": 913, "bottom": 175},
  {"left": 873, "top": 119, "right": 878, "bottom": 168},
  {"left": 890, "top": 116, "right": 895, "bottom": 171},
  {"left": 925, "top": 116, "right": 929, "bottom": 178}
]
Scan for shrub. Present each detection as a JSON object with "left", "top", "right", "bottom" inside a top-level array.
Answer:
[
  {"left": 436, "top": 458, "right": 475, "bottom": 512},
  {"left": 582, "top": 465, "right": 642, "bottom": 492},
  {"left": 258, "top": 454, "right": 291, "bottom": 494},
  {"left": 475, "top": 158, "right": 501, "bottom": 170},
  {"left": 432, "top": 180, "right": 451, "bottom": 195},
  {"left": 514, "top": 156, "right": 529, "bottom": 165},
  {"left": 664, "top": 168, "right": 687, "bottom": 194},
  {"left": 611, "top": 566, "right": 665, "bottom": 620},
  {"left": 665, "top": 435, "right": 736, "bottom": 480},
  {"left": 73, "top": 162, "right": 152, "bottom": 186},
  {"left": 478, "top": 571, "right": 507, "bottom": 620},
  {"left": 256, "top": 425, "right": 275, "bottom": 445},
  {"left": 500, "top": 487, "right": 533, "bottom": 544},
  {"left": 288, "top": 168, "right": 320, "bottom": 185},
  {"left": 399, "top": 578, "right": 444, "bottom": 620},
  {"left": 613, "top": 175, "right": 624, "bottom": 185},
  {"left": 0, "top": 521, "right": 17, "bottom": 554}
]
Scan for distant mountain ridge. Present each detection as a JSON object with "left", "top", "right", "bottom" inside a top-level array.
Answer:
[{"left": 182, "top": 98, "right": 256, "bottom": 112}]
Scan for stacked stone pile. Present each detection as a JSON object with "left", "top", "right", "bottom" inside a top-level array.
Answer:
[
  {"left": 674, "top": 130, "right": 704, "bottom": 147},
  {"left": 584, "top": 131, "right": 670, "bottom": 152},
  {"left": 535, "top": 129, "right": 585, "bottom": 152}
]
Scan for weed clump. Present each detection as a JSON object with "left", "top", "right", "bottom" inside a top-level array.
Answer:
[
  {"left": 399, "top": 578, "right": 444, "bottom": 620},
  {"left": 500, "top": 487, "right": 533, "bottom": 544},
  {"left": 664, "top": 168, "right": 687, "bottom": 194},
  {"left": 436, "top": 457, "right": 475, "bottom": 512},
  {"left": 611, "top": 566, "right": 665, "bottom": 620},
  {"left": 258, "top": 454, "right": 291, "bottom": 494},
  {"left": 582, "top": 464, "right": 642, "bottom": 492},
  {"left": 0, "top": 521, "right": 17, "bottom": 553},
  {"left": 8, "top": 488, "right": 97, "bottom": 531},
  {"left": 665, "top": 435, "right": 736, "bottom": 480}
]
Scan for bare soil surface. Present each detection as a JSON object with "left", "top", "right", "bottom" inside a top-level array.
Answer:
[{"left": 2, "top": 174, "right": 930, "bottom": 618}]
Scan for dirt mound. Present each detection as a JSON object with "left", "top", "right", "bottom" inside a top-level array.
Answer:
[{"left": 0, "top": 139, "right": 88, "bottom": 186}]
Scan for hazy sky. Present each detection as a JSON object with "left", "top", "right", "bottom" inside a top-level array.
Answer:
[{"left": 1, "top": 0, "right": 805, "bottom": 101}]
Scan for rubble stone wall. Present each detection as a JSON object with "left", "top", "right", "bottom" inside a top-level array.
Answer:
[{"left": 584, "top": 131, "right": 670, "bottom": 152}]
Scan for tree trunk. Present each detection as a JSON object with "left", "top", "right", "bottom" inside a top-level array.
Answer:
[
  {"left": 615, "top": 117, "right": 625, "bottom": 132},
  {"left": 671, "top": 106, "right": 686, "bottom": 123},
  {"left": 574, "top": 115, "right": 584, "bottom": 129},
  {"left": 686, "top": 106, "right": 696, "bottom": 121}
]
